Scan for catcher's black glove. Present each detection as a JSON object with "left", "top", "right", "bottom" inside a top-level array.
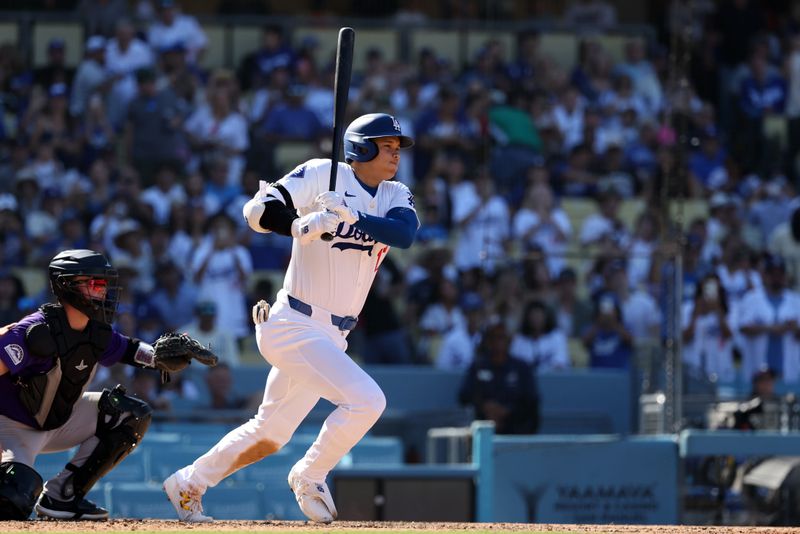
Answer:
[{"left": 151, "top": 332, "right": 219, "bottom": 372}]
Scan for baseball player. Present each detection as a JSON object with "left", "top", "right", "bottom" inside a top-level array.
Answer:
[
  {"left": 0, "top": 249, "right": 217, "bottom": 521},
  {"left": 163, "top": 113, "right": 418, "bottom": 523}
]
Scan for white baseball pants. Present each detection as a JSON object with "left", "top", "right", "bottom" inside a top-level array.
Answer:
[{"left": 180, "top": 293, "right": 386, "bottom": 490}]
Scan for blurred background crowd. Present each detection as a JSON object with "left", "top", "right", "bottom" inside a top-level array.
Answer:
[{"left": 2, "top": 0, "right": 800, "bottom": 419}]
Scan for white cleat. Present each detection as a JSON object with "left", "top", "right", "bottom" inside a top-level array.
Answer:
[
  {"left": 163, "top": 472, "right": 213, "bottom": 523},
  {"left": 288, "top": 467, "right": 338, "bottom": 523}
]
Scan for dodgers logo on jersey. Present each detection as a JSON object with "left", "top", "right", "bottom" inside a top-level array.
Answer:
[
  {"left": 4, "top": 344, "right": 24, "bottom": 365},
  {"left": 332, "top": 222, "right": 377, "bottom": 254}
]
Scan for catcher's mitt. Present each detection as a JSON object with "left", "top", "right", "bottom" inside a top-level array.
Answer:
[{"left": 152, "top": 332, "right": 219, "bottom": 373}]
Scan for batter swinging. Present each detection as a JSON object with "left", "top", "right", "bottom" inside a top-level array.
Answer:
[{"left": 164, "top": 113, "right": 418, "bottom": 523}]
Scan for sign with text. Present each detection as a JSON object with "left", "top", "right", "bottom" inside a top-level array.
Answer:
[{"left": 493, "top": 436, "right": 678, "bottom": 524}]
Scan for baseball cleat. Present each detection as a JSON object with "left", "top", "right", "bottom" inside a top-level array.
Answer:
[
  {"left": 163, "top": 472, "right": 213, "bottom": 523},
  {"left": 34, "top": 494, "right": 109, "bottom": 520},
  {"left": 288, "top": 467, "right": 338, "bottom": 523}
]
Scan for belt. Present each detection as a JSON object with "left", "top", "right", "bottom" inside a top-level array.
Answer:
[{"left": 287, "top": 295, "right": 358, "bottom": 331}]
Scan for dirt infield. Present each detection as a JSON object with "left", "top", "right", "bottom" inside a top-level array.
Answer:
[{"left": 3, "top": 520, "right": 800, "bottom": 534}]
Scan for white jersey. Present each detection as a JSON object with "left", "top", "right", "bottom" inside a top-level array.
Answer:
[{"left": 266, "top": 158, "right": 418, "bottom": 318}]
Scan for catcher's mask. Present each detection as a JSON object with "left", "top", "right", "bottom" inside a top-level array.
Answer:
[{"left": 48, "top": 249, "right": 121, "bottom": 324}]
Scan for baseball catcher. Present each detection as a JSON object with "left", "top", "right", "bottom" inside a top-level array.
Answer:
[{"left": 0, "top": 249, "right": 217, "bottom": 521}]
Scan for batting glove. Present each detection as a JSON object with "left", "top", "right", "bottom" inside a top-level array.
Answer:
[
  {"left": 291, "top": 210, "right": 341, "bottom": 245},
  {"left": 316, "top": 191, "right": 360, "bottom": 225},
  {"left": 252, "top": 299, "right": 270, "bottom": 325},
  {"left": 316, "top": 191, "right": 345, "bottom": 210}
]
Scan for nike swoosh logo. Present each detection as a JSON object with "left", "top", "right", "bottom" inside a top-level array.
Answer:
[{"left": 344, "top": 192, "right": 356, "bottom": 198}]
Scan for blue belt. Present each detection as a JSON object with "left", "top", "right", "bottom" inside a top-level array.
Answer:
[{"left": 287, "top": 295, "right": 358, "bottom": 331}]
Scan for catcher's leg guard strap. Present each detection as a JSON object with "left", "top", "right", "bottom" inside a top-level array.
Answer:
[
  {"left": 61, "top": 386, "right": 152, "bottom": 500},
  {"left": 0, "top": 462, "right": 43, "bottom": 520}
]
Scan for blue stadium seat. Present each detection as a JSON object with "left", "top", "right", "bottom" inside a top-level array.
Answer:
[{"left": 348, "top": 437, "right": 404, "bottom": 465}]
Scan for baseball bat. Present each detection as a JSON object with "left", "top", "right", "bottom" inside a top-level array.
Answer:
[{"left": 321, "top": 27, "right": 355, "bottom": 242}]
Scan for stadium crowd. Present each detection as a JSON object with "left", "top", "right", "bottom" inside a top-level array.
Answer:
[{"left": 2, "top": 0, "right": 800, "bottom": 417}]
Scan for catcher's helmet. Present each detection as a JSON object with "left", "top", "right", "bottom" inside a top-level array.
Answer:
[
  {"left": 48, "top": 249, "right": 121, "bottom": 323},
  {"left": 343, "top": 113, "right": 414, "bottom": 163}
]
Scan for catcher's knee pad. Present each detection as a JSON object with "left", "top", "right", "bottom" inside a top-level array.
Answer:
[
  {"left": 60, "top": 385, "right": 152, "bottom": 500},
  {"left": 0, "top": 462, "right": 43, "bottom": 520}
]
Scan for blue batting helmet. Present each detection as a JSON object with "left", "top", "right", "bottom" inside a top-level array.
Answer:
[{"left": 344, "top": 113, "right": 414, "bottom": 163}]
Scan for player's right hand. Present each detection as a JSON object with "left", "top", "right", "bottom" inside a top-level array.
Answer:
[
  {"left": 291, "top": 210, "right": 340, "bottom": 245},
  {"left": 252, "top": 299, "right": 270, "bottom": 325}
]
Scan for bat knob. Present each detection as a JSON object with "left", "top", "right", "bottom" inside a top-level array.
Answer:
[{"left": 321, "top": 232, "right": 334, "bottom": 242}]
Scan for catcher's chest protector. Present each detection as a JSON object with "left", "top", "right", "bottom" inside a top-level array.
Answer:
[{"left": 17, "top": 304, "right": 111, "bottom": 430}]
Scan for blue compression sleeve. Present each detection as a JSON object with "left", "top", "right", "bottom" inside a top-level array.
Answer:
[{"left": 353, "top": 207, "right": 418, "bottom": 249}]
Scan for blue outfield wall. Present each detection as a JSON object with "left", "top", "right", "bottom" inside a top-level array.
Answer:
[{"left": 472, "top": 424, "right": 680, "bottom": 524}]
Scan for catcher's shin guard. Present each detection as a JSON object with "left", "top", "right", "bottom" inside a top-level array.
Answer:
[
  {"left": 60, "top": 386, "right": 152, "bottom": 500},
  {"left": 0, "top": 462, "right": 43, "bottom": 520}
]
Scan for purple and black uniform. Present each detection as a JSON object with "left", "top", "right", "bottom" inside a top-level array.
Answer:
[{"left": 0, "top": 310, "right": 131, "bottom": 429}]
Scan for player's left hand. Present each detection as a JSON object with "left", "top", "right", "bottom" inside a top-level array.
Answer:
[
  {"left": 315, "top": 192, "right": 359, "bottom": 225},
  {"left": 151, "top": 332, "right": 219, "bottom": 372}
]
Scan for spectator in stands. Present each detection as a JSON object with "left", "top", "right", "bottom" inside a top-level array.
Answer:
[
  {"left": 553, "top": 85, "right": 586, "bottom": 153},
  {"left": 458, "top": 321, "right": 539, "bottom": 434},
  {"left": 557, "top": 143, "right": 599, "bottom": 197},
  {"left": 737, "top": 52, "right": 787, "bottom": 175},
  {"left": 179, "top": 300, "right": 241, "bottom": 367},
  {"left": 614, "top": 38, "right": 662, "bottom": 118},
  {"left": 190, "top": 212, "right": 252, "bottom": 340},
  {"left": 582, "top": 292, "right": 634, "bottom": 369},
  {"left": 737, "top": 254, "right": 800, "bottom": 383},
  {"left": 418, "top": 278, "right": 466, "bottom": 362},
  {"left": 452, "top": 167, "right": 511, "bottom": 274},
  {"left": 682, "top": 273, "right": 735, "bottom": 382},
  {"left": 80, "top": 93, "right": 116, "bottom": 167},
  {"left": 109, "top": 218, "right": 155, "bottom": 293},
  {"left": 0, "top": 270, "right": 24, "bottom": 326},
  {"left": 415, "top": 86, "right": 477, "bottom": 178},
  {"left": 140, "top": 163, "right": 186, "bottom": 225},
  {"left": 24, "top": 83, "right": 80, "bottom": 168},
  {"left": 579, "top": 184, "right": 630, "bottom": 250},
  {"left": 205, "top": 362, "right": 252, "bottom": 410},
  {"left": 185, "top": 70, "right": 249, "bottom": 185},
  {"left": 551, "top": 267, "right": 593, "bottom": 338},
  {"left": 237, "top": 24, "right": 294, "bottom": 92},
  {"left": 507, "top": 30, "right": 540, "bottom": 90},
  {"left": 768, "top": 205, "right": 800, "bottom": 290},
  {"left": 70, "top": 35, "right": 109, "bottom": 119},
  {"left": 603, "top": 258, "right": 661, "bottom": 340},
  {"left": 436, "top": 293, "right": 484, "bottom": 371},
  {"left": 513, "top": 181, "right": 571, "bottom": 278},
  {"left": 748, "top": 177, "right": 795, "bottom": 247},
  {"left": 124, "top": 66, "right": 186, "bottom": 185},
  {"left": 598, "top": 143, "right": 635, "bottom": 198},
  {"left": 259, "top": 83, "right": 324, "bottom": 144},
  {"left": 130, "top": 368, "right": 172, "bottom": 411},
  {"left": 509, "top": 300, "right": 570, "bottom": 372},
  {"left": 147, "top": 0, "right": 208, "bottom": 65},
  {"left": 627, "top": 211, "right": 659, "bottom": 291},
  {"left": 717, "top": 234, "right": 761, "bottom": 309},
  {"left": 105, "top": 18, "right": 155, "bottom": 128},
  {"left": 688, "top": 129, "right": 727, "bottom": 196},
  {"left": 33, "top": 38, "right": 75, "bottom": 90},
  {"left": 359, "top": 256, "right": 413, "bottom": 365},
  {"left": 149, "top": 260, "right": 197, "bottom": 331}
]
